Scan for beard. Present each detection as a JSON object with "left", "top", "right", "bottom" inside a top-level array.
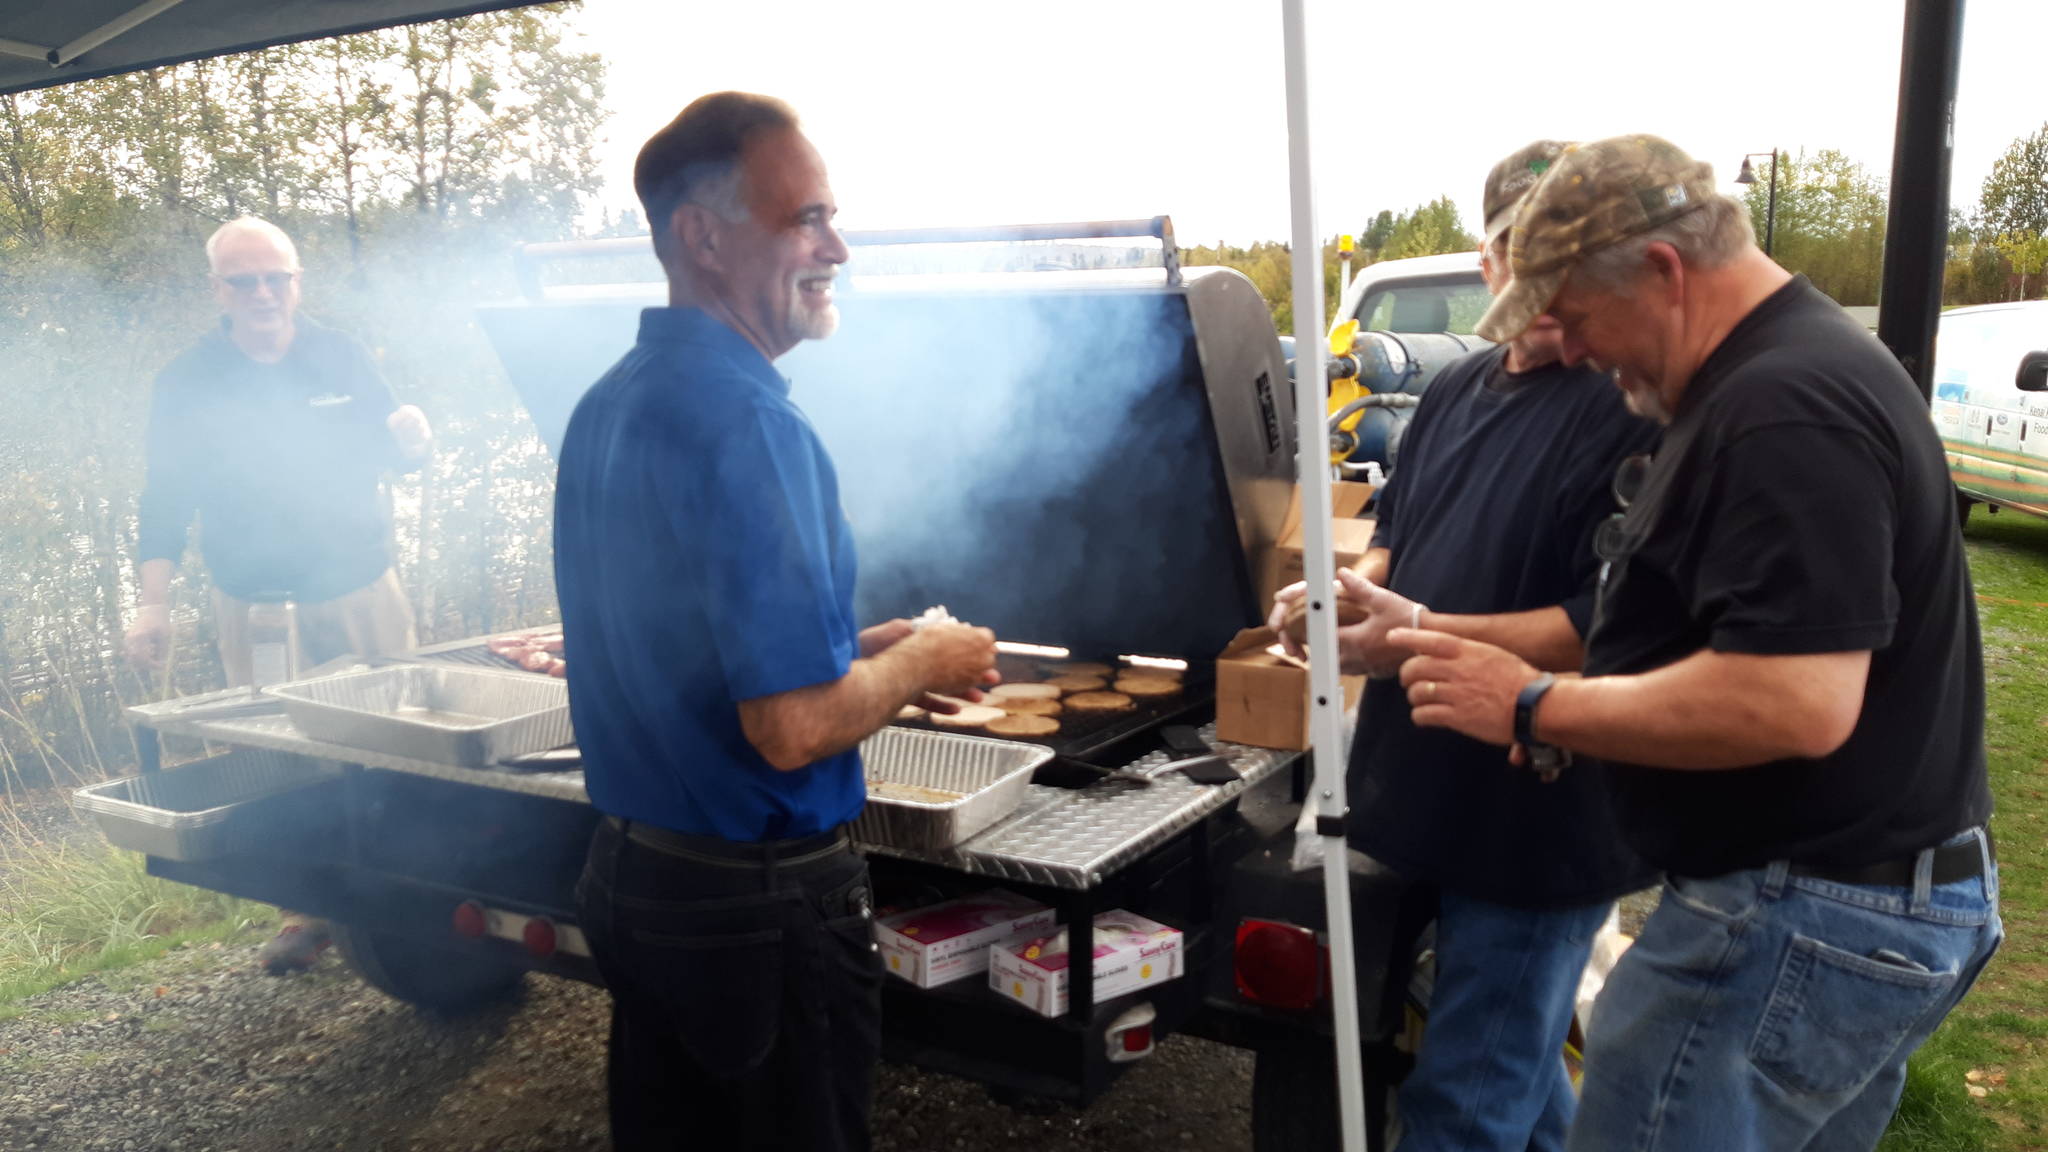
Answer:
[
  {"left": 1614, "top": 370, "right": 1672, "bottom": 425},
  {"left": 789, "top": 279, "right": 839, "bottom": 341}
]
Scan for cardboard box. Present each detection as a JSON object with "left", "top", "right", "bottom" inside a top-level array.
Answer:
[
  {"left": 1259, "top": 481, "right": 1378, "bottom": 605},
  {"left": 874, "top": 890, "right": 1057, "bottom": 988},
  {"left": 988, "top": 911, "right": 1184, "bottom": 1016},
  {"left": 1213, "top": 626, "right": 1366, "bottom": 750}
]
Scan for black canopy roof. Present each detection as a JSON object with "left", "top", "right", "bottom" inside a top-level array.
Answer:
[{"left": 0, "top": 0, "right": 538, "bottom": 95}]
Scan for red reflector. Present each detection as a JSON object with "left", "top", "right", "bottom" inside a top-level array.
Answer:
[
  {"left": 522, "top": 916, "right": 558, "bottom": 958},
  {"left": 452, "top": 901, "right": 487, "bottom": 939},
  {"left": 1233, "top": 919, "right": 1323, "bottom": 1012},
  {"left": 1121, "top": 1024, "right": 1152, "bottom": 1053}
]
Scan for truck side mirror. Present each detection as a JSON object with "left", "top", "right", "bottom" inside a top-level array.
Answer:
[{"left": 2018, "top": 350, "right": 2048, "bottom": 393}]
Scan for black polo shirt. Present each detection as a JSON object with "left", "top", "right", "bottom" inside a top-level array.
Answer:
[
  {"left": 1585, "top": 276, "right": 1991, "bottom": 877},
  {"left": 1352, "top": 343, "right": 1661, "bottom": 907},
  {"left": 137, "top": 317, "right": 411, "bottom": 603}
]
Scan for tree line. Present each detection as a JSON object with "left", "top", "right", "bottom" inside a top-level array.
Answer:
[{"left": 1185, "top": 124, "right": 2048, "bottom": 338}]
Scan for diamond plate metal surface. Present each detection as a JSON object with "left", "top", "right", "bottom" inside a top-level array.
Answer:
[
  {"left": 857, "top": 725, "right": 1294, "bottom": 888},
  {"left": 152, "top": 705, "right": 1293, "bottom": 888}
]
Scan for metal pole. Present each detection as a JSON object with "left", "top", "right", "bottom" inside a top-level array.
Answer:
[
  {"left": 1280, "top": 1, "right": 1368, "bottom": 1149},
  {"left": 51, "top": 0, "right": 190, "bottom": 66},
  {"left": 1764, "top": 150, "right": 1779, "bottom": 257},
  {"left": 1878, "top": 0, "right": 1967, "bottom": 400}
]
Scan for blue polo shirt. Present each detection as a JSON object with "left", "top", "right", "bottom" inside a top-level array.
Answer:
[{"left": 553, "top": 308, "right": 863, "bottom": 841}]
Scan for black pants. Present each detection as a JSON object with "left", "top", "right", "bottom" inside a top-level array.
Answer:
[{"left": 576, "top": 816, "right": 882, "bottom": 1152}]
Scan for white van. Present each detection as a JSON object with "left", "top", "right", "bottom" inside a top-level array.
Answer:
[{"left": 1930, "top": 301, "right": 2048, "bottom": 521}]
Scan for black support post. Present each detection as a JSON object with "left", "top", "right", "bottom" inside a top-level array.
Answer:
[{"left": 1877, "top": 0, "right": 1967, "bottom": 401}]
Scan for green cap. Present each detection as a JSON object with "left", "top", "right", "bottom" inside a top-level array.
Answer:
[
  {"left": 1482, "top": 140, "right": 1573, "bottom": 247},
  {"left": 1476, "top": 134, "right": 1718, "bottom": 343}
]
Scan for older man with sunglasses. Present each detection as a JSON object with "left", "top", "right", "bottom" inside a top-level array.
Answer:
[{"left": 124, "top": 216, "right": 433, "bottom": 973}]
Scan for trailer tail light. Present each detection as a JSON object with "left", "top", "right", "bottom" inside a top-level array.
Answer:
[
  {"left": 1105, "top": 1002, "right": 1157, "bottom": 1063},
  {"left": 522, "top": 916, "right": 559, "bottom": 958},
  {"left": 453, "top": 901, "right": 488, "bottom": 939},
  {"left": 1234, "top": 919, "right": 1323, "bottom": 1012}
]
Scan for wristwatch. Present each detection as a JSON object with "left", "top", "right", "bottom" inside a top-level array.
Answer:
[{"left": 1514, "top": 673, "right": 1571, "bottom": 783}]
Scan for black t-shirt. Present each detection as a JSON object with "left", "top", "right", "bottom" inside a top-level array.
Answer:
[
  {"left": 1585, "top": 276, "right": 1991, "bottom": 876},
  {"left": 1352, "top": 343, "right": 1661, "bottom": 907},
  {"left": 137, "top": 317, "right": 410, "bottom": 603}
]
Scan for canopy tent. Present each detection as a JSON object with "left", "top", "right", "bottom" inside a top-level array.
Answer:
[
  {"left": 3, "top": 1, "right": 1968, "bottom": 1148},
  {"left": 0, "top": 0, "right": 533, "bottom": 95}
]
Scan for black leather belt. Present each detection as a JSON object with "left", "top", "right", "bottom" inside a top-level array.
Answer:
[
  {"left": 605, "top": 815, "right": 850, "bottom": 869},
  {"left": 1790, "top": 828, "right": 1992, "bottom": 888}
]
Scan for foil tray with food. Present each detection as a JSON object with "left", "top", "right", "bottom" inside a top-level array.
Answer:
[
  {"left": 264, "top": 664, "right": 572, "bottom": 768},
  {"left": 852, "top": 726, "right": 1053, "bottom": 853}
]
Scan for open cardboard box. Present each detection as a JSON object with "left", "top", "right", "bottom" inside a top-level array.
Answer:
[
  {"left": 1259, "top": 480, "right": 1378, "bottom": 606},
  {"left": 1214, "top": 625, "right": 1366, "bottom": 751}
]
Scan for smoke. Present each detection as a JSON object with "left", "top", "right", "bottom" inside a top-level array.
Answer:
[{"left": 779, "top": 273, "right": 1252, "bottom": 659}]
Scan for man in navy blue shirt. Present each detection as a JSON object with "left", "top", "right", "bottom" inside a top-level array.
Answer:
[
  {"left": 1272, "top": 142, "right": 1657, "bottom": 1152},
  {"left": 554, "top": 92, "right": 999, "bottom": 1152}
]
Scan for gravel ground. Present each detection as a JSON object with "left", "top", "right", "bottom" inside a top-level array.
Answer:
[
  {"left": 0, "top": 921, "right": 1254, "bottom": 1152},
  {"left": 0, "top": 788, "right": 1652, "bottom": 1152}
]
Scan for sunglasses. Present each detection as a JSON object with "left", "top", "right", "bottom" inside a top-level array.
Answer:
[
  {"left": 1594, "top": 453, "right": 1654, "bottom": 567},
  {"left": 217, "top": 271, "right": 297, "bottom": 294}
]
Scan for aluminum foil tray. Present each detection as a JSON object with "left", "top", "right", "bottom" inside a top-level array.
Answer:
[
  {"left": 72, "top": 749, "right": 341, "bottom": 861},
  {"left": 264, "top": 664, "right": 571, "bottom": 767},
  {"left": 852, "top": 727, "right": 1052, "bottom": 853}
]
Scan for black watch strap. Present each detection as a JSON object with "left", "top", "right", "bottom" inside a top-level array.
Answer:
[{"left": 1514, "top": 673, "right": 1557, "bottom": 748}]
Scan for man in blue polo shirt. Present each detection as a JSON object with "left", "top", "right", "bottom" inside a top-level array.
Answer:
[{"left": 553, "top": 92, "right": 1000, "bottom": 1152}]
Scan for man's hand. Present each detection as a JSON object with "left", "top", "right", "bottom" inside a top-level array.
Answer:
[
  {"left": 907, "top": 623, "right": 1001, "bottom": 702},
  {"left": 124, "top": 604, "right": 171, "bottom": 675},
  {"left": 1331, "top": 569, "right": 1423, "bottom": 678},
  {"left": 1268, "top": 570, "right": 1424, "bottom": 677},
  {"left": 1392, "top": 627, "right": 1537, "bottom": 747},
  {"left": 387, "top": 405, "right": 433, "bottom": 460}
]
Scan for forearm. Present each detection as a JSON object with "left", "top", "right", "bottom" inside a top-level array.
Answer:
[
  {"left": 740, "top": 645, "right": 927, "bottom": 772},
  {"left": 1532, "top": 648, "right": 1868, "bottom": 770},
  {"left": 1421, "top": 605, "right": 1582, "bottom": 672},
  {"left": 138, "top": 559, "right": 174, "bottom": 608},
  {"left": 1351, "top": 547, "right": 1390, "bottom": 586}
]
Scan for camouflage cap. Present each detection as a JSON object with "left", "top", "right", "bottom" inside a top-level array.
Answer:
[
  {"left": 1482, "top": 140, "right": 1573, "bottom": 247},
  {"left": 1475, "top": 134, "right": 1719, "bottom": 343}
]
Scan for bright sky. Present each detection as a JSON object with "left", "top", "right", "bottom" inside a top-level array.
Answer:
[{"left": 568, "top": 0, "right": 2048, "bottom": 247}]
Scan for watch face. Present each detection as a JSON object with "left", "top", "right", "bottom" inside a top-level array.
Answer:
[{"left": 1528, "top": 743, "right": 1571, "bottom": 775}]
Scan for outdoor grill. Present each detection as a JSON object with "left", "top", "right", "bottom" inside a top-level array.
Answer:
[{"left": 476, "top": 220, "right": 1300, "bottom": 768}]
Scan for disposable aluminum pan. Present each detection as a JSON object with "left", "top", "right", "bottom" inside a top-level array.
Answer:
[
  {"left": 852, "top": 727, "right": 1052, "bottom": 853},
  {"left": 72, "top": 749, "right": 340, "bottom": 861},
  {"left": 264, "top": 664, "right": 571, "bottom": 767}
]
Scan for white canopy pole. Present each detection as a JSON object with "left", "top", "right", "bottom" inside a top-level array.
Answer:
[
  {"left": 1280, "top": 1, "right": 1369, "bottom": 1149},
  {"left": 53, "top": 0, "right": 190, "bottom": 66},
  {"left": 0, "top": 38, "right": 53, "bottom": 62}
]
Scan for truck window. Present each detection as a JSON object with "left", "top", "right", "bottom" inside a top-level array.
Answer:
[{"left": 1356, "top": 274, "right": 1493, "bottom": 335}]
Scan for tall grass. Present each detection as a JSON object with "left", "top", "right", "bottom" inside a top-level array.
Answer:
[{"left": 0, "top": 823, "right": 275, "bottom": 1004}]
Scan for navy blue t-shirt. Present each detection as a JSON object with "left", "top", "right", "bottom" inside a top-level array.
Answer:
[
  {"left": 1351, "top": 344, "right": 1661, "bottom": 907},
  {"left": 553, "top": 308, "right": 864, "bottom": 841},
  {"left": 137, "top": 317, "right": 408, "bottom": 603}
]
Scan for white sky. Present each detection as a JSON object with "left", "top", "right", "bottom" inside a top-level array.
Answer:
[{"left": 567, "top": 0, "right": 2048, "bottom": 247}]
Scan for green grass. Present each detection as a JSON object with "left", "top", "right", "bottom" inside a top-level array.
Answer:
[
  {"left": 1881, "top": 507, "right": 2048, "bottom": 1151},
  {"left": 0, "top": 831, "right": 277, "bottom": 1007}
]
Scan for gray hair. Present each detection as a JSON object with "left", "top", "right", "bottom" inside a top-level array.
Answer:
[
  {"left": 1568, "top": 194, "right": 1754, "bottom": 294},
  {"left": 683, "top": 162, "right": 748, "bottom": 222},
  {"left": 205, "top": 217, "right": 300, "bottom": 272}
]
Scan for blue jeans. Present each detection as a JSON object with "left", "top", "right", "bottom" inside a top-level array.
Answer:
[
  {"left": 1568, "top": 828, "right": 2001, "bottom": 1152},
  {"left": 1399, "top": 892, "right": 1613, "bottom": 1152}
]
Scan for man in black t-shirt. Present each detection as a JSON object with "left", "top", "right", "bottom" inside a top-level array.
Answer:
[
  {"left": 1270, "top": 141, "right": 1657, "bottom": 1152},
  {"left": 1399, "top": 135, "right": 2000, "bottom": 1151},
  {"left": 123, "top": 217, "right": 435, "bottom": 973}
]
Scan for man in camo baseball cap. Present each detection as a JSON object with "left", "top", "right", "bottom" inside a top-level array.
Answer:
[{"left": 1476, "top": 134, "right": 1718, "bottom": 344}]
